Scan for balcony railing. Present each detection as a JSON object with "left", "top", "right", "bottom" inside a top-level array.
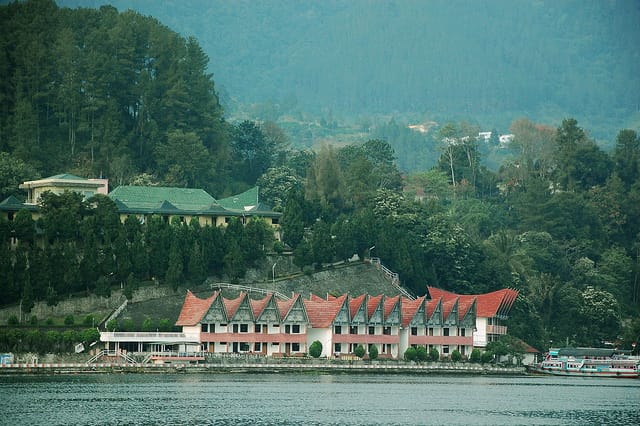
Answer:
[{"left": 486, "top": 325, "right": 507, "bottom": 335}]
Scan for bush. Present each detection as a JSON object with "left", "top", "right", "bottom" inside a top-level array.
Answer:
[
  {"left": 416, "top": 346, "right": 428, "bottom": 362},
  {"left": 7, "top": 315, "right": 19, "bottom": 326},
  {"left": 45, "top": 318, "right": 54, "bottom": 326},
  {"left": 158, "top": 318, "right": 172, "bottom": 332},
  {"left": 469, "top": 348, "right": 482, "bottom": 363},
  {"left": 404, "top": 347, "right": 417, "bottom": 361},
  {"left": 354, "top": 344, "right": 366, "bottom": 358},
  {"left": 428, "top": 347, "right": 439, "bottom": 362},
  {"left": 451, "top": 349, "right": 462, "bottom": 362},
  {"left": 106, "top": 319, "right": 117, "bottom": 331},
  {"left": 64, "top": 315, "right": 75, "bottom": 326},
  {"left": 29, "top": 315, "right": 38, "bottom": 325},
  {"left": 273, "top": 240, "right": 284, "bottom": 254},
  {"left": 83, "top": 314, "right": 95, "bottom": 327},
  {"left": 309, "top": 340, "right": 323, "bottom": 358},
  {"left": 481, "top": 350, "right": 494, "bottom": 364},
  {"left": 142, "top": 317, "right": 154, "bottom": 332},
  {"left": 368, "top": 344, "right": 379, "bottom": 360}
]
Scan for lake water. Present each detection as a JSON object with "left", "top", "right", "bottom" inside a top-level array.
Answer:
[{"left": 0, "top": 373, "right": 639, "bottom": 425}]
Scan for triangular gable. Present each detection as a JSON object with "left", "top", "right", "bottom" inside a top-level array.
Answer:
[
  {"left": 460, "top": 299, "right": 476, "bottom": 328},
  {"left": 426, "top": 298, "right": 442, "bottom": 326},
  {"left": 407, "top": 297, "right": 427, "bottom": 327},
  {"left": 281, "top": 294, "right": 309, "bottom": 324},
  {"left": 384, "top": 296, "right": 401, "bottom": 326},
  {"left": 350, "top": 294, "right": 368, "bottom": 325},
  {"left": 176, "top": 290, "right": 217, "bottom": 326},
  {"left": 227, "top": 293, "right": 255, "bottom": 323},
  {"left": 201, "top": 292, "right": 228, "bottom": 324},
  {"left": 367, "top": 295, "right": 384, "bottom": 325},
  {"left": 443, "top": 299, "right": 459, "bottom": 326},
  {"left": 254, "top": 294, "right": 280, "bottom": 323},
  {"left": 333, "top": 296, "right": 351, "bottom": 325}
]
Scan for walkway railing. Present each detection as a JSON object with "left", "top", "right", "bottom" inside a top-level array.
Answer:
[
  {"left": 104, "top": 299, "right": 128, "bottom": 328},
  {"left": 369, "top": 258, "right": 416, "bottom": 300},
  {"left": 210, "top": 282, "right": 290, "bottom": 300},
  {"left": 87, "top": 349, "right": 138, "bottom": 365}
]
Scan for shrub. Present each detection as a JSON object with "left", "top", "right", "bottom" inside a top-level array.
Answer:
[
  {"left": 368, "top": 344, "right": 379, "bottom": 360},
  {"left": 354, "top": 344, "right": 366, "bottom": 358},
  {"left": 7, "top": 315, "right": 19, "bottom": 326},
  {"left": 416, "top": 346, "right": 428, "bottom": 362},
  {"left": 309, "top": 340, "right": 323, "bottom": 358},
  {"left": 64, "top": 315, "right": 75, "bottom": 326},
  {"left": 273, "top": 240, "right": 284, "bottom": 254},
  {"left": 428, "top": 347, "right": 439, "bottom": 362},
  {"left": 158, "top": 318, "right": 172, "bottom": 332},
  {"left": 29, "top": 315, "right": 38, "bottom": 325},
  {"left": 83, "top": 315, "right": 95, "bottom": 327},
  {"left": 404, "top": 347, "right": 417, "bottom": 361},
  {"left": 45, "top": 318, "right": 54, "bottom": 325},
  {"left": 122, "top": 319, "right": 135, "bottom": 331},
  {"left": 451, "top": 349, "right": 462, "bottom": 362},
  {"left": 106, "top": 319, "right": 117, "bottom": 331},
  {"left": 469, "top": 348, "right": 482, "bottom": 363},
  {"left": 142, "top": 317, "right": 154, "bottom": 332},
  {"left": 481, "top": 350, "right": 494, "bottom": 364}
]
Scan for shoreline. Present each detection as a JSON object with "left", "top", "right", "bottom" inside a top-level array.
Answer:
[{"left": 0, "top": 361, "right": 527, "bottom": 375}]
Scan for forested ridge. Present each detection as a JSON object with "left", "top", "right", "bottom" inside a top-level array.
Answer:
[
  {"left": 1, "top": 0, "right": 639, "bottom": 353},
  {"left": 57, "top": 0, "right": 640, "bottom": 142}
]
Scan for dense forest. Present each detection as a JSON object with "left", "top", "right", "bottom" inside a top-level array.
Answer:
[
  {"left": 1, "top": 0, "right": 639, "bottom": 353},
  {"left": 57, "top": 0, "right": 640, "bottom": 142}
]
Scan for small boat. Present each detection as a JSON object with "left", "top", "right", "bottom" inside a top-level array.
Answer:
[{"left": 529, "top": 348, "right": 639, "bottom": 378}]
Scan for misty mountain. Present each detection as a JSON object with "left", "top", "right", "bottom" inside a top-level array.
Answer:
[{"left": 49, "top": 0, "right": 640, "bottom": 139}]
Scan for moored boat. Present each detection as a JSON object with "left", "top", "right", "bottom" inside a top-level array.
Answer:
[{"left": 529, "top": 348, "right": 639, "bottom": 378}]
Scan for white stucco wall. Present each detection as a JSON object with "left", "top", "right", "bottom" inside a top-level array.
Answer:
[{"left": 307, "top": 328, "right": 332, "bottom": 357}]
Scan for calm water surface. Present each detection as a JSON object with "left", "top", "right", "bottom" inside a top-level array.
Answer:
[{"left": 0, "top": 373, "right": 638, "bottom": 425}]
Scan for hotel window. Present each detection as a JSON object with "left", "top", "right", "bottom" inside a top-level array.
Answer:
[
  {"left": 272, "top": 342, "right": 279, "bottom": 346},
  {"left": 411, "top": 327, "right": 418, "bottom": 336},
  {"left": 369, "top": 326, "right": 375, "bottom": 335},
  {"left": 334, "top": 343, "right": 342, "bottom": 353},
  {"left": 285, "top": 324, "right": 291, "bottom": 334},
  {"left": 292, "top": 324, "right": 300, "bottom": 334},
  {"left": 443, "top": 345, "right": 449, "bottom": 354},
  {"left": 334, "top": 325, "right": 342, "bottom": 334},
  {"left": 233, "top": 324, "right": 239, "bottom": 333},
  {"left": 292, "top": 343, "right": 300, "bottom": 352},
  {"left": 239, "top": 342, "right": 250, "bottom": 351},
  {"left": 272, "top": 218, "right": 279, "bottom": 225},
  {"left": 255, "top": 324, "right": 261, "bottom": 333},
  {"left": 428, "top": 327, "right": 434, "bottom": 336},
  {"left": 350, "top": 326, "right": 358, "bottom": 335},
  {"left": 383, "top": 326, "right": 391, "bottom": 335},
  {"left": 201, "top": 323, "right": 208, "bottom": 333},
  {"left": 240, "top": 324, "right": 248, "bottom": 333},
  {"left": 443, "top": 328, "right": 450, "bottom": 336},
  {"left": 460, "top": 328, "right": 465, "bottom": 336},
  {"left": 254, "top": 342, "right": 261, "bottom": 352}
]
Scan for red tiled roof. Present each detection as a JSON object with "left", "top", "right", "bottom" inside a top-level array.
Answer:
[
  {"left": 401, "top": 296, "right": 426, "bottom": 327},
  {"left": 303, "top": 294, "right": 347, "bottom": 328},
  {"left": 349, "top": 294, "right": 367, "bottom": 318},
  {"left": 427, "top": 286, "right": 519, "bottom": 318},
  {"left": 441, "top": 298, "right": 457, "bottom": 321},
  {"left": 457, "top": 297, "right": 475, "bottom": 321},
  {"left": 367, "top": 294, "right": 383, "bottom": 319},
  {"left": 175, "top": 290, "right": 218, "bottom": 326},
  {"left": 276, "top": 295, "right": 297, "bottom": 322},
  {"left": 223, "top": 291, "right": 246, "bottom": 319},
  {"left": 383, "top": 295, "right": 400, "bottom": 320},
  {"left": 425, "top": 297, "right": 442, "bottom": 320},
  {"left": 250, "top": 293, "right": 273, "bottom": 318}
]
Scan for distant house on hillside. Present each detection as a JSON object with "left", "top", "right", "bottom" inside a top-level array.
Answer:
[{"left": 0, "top": 174, "right": 281, "bottom": 239}]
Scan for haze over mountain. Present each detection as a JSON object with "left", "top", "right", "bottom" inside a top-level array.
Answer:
[{"left": 55, "top": 0, "right": 640, "bottom": 140}]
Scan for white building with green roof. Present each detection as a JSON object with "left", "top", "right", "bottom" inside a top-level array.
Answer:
[{"left": 1, "top": 174, "right": 281, "bottom": 238}]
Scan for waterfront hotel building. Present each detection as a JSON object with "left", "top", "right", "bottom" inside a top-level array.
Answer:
[{"left": 101, "top": 287, "right": 518, "bottom": 360}]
